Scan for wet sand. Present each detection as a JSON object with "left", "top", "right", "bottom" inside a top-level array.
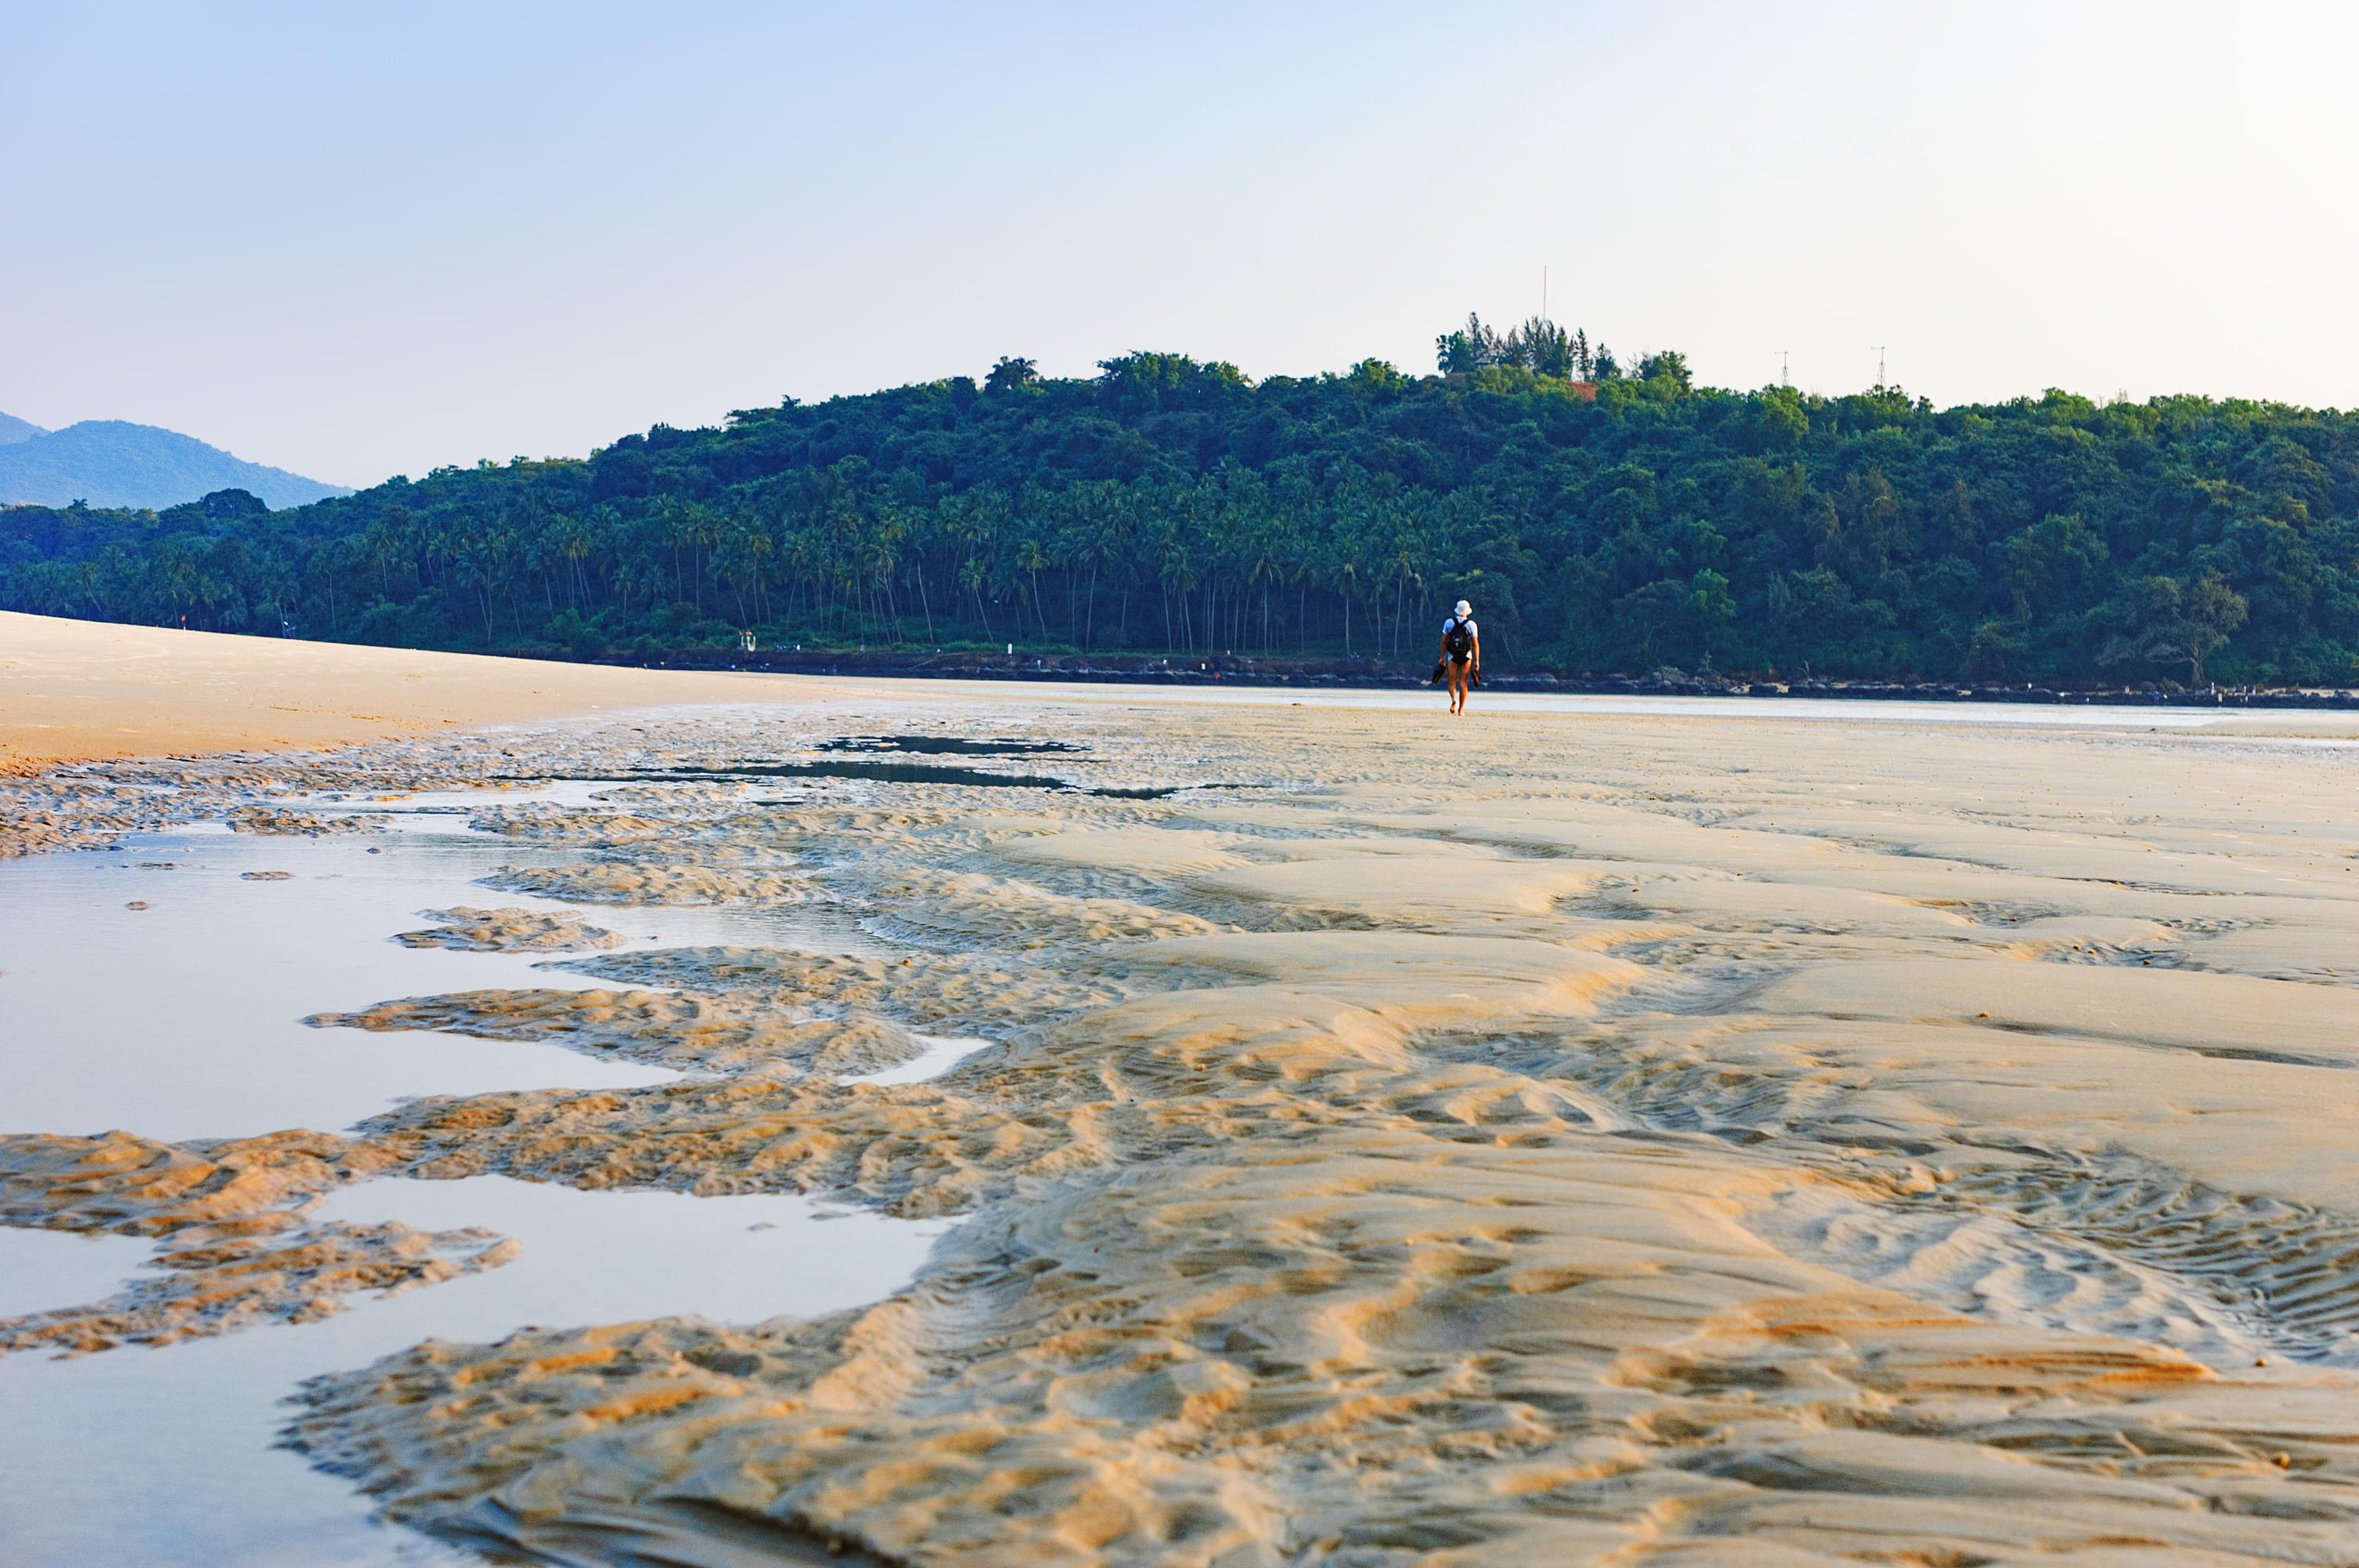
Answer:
[{"left": 5, "top": 635, "right": 2359, "bottom": 1563}]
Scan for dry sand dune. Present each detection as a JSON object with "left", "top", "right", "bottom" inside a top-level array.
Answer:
[
  {"left": 0, "top": 608, "right": 787, "bottom": 768},
  {"left": 7, "top": 624, "right": 2359, "bottom": 1563}
]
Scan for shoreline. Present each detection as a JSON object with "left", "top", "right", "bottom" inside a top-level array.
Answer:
[
  {"left": 9, "top": 610, "right": 2359, "bottom": 789},
  {"left": 13, "top": 609, "right": 2356, "bottom": 780},
  {"left": 565, "top": 644, "right": 2359, "bottom": 710}
]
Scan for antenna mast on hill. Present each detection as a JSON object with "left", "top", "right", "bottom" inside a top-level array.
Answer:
[
  {"left": 1776, "top": 350, "right": 1789, "bottom": 387},
  {"left": 1542, "top": 266, "right": 1548, "bottom": 321},
  {"left": 1872, "top": 346, "right": 1888, "bottom": 387}
]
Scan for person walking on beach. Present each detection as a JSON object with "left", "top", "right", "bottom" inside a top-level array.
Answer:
[{"left": 1436, "top": 598, "right": 1481, "bottom": 716}]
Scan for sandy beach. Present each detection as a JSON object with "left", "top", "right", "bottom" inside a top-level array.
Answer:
[
  {"left": 7, "top": 615, "right": 2359, "bottom": 1566},
  {"left": 0, "top": 609, "right": 796, "bottom": 770}
]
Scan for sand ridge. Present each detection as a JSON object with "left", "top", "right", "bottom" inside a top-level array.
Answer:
[
  {"left": 0, "top": 1127, "right": 500, "bottom": 1356},
  {"left": 391, "top": 906, "right": 626, "bottom": 952},
  {"left": 6, "top": 686, "right": 2359, "bottom": 1562}
]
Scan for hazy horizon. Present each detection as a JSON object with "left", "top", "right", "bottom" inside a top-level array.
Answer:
[{"left": 6, "top": 1, "right": 2354, "bottom": 490}]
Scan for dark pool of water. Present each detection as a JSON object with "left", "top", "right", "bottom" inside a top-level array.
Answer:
[
  {"left": 634, "top": 760, "right": 1085, "bottom": 789},
  {"left": 623, "top": 760, "right": 1216, "bottom": 799},
  {"left": 818, "top": 735, "right": 1085, "bottom": 757}
]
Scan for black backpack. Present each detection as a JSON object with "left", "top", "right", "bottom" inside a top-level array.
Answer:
[{"left": 1443, "top": 617, "right": 1475, "bottom": 658}]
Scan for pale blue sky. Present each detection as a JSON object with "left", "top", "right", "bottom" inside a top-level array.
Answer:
[{"left": 4, "top": 2, "right": 2354, "bottom": 486}]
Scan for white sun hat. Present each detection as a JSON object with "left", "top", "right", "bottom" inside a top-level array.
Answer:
[{"left": 1454, "top": 600, "right": 1472, "bottom": 617}]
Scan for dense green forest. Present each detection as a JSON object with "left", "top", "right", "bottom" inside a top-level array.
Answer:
[{"left": 6, "top": 318, "right": 2357, "bottom": 685}]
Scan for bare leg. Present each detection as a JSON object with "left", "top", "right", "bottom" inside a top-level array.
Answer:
[{"left": 1447, "top": 662, "right": 1469, "bottom": 715}]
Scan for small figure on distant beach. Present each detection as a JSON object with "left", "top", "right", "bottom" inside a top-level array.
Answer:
[{"left": 1434, "top": 598, "right": 1481, "bottom": 716}]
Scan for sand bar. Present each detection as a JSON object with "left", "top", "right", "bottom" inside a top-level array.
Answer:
[{"left": 0, "top": 609, "right": 799, "bottom": 768}]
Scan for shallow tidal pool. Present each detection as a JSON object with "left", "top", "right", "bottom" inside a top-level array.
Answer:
[{"left": 0, "top": 803, "right": 948, "bottom": 1567}]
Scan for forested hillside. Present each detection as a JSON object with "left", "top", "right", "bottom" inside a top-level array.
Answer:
[{"left": 5, "top": 325, "right": 2356, "bottom": 685}]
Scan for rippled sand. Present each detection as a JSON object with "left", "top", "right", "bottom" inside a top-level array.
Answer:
[{"left": 9, "top": 690, "right": 2359, "bottom": 1565}]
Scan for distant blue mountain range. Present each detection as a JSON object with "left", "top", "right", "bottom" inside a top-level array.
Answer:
[{"left": 0, "top": 413, "right": 351, "bottom": 510}]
